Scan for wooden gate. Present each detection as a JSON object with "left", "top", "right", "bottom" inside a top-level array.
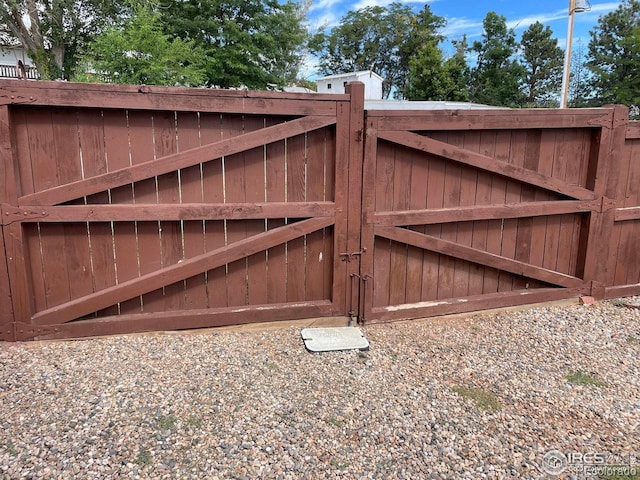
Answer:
[
  {"left": 0, "top": 81, "right": 365, "bottom": 340},
  {"left": 1, "top": 80, "right": 638, "bottom": 341},
  {"left": 359, "top": 106, "right": 632, "bottom": 322}
]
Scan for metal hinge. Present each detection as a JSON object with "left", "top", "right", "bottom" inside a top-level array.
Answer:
[{"left": 1, "top": 204, "right": 49, "bottom": 225}]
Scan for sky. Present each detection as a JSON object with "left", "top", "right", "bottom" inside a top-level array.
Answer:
[{"left": 301, "top": 0, "right": 623, "bottom": 76}]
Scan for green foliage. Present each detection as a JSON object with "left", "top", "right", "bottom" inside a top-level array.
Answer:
[
  {"left": 185, "top": 415, "right": 203, "bottom": 428},
  {"left": 158, "top": 0, "right": 307, "bottom": 89},
  {"left": 588, "top": 0, "right": 640, "bottom": 113},
  {"left": 565, "top": 370, "right": 608, "bottom": 388},
  {"left": 310, "top": 3, "right": 444, "bottom": 98},
  {"left": 452, "top": 385, "right": 502, "bottom": 411},
  {"left": 292, "top": 79, "right": 317, "bottom": 92},
  {"left": 519, "top": 22, "right": 563, "bottom": 107},
  {"left": 0, "top": 0, "right": 124, "bottom": 79},
  {"left": 469, "top": 12, "right": 525, "bottom": 107},
  {"left": 156, "top": 414, "right": 178, "bottom": 430},
  {"left": 134, "top": 448, "right": 152, "bottom": 466},
  {"left": 77, "top": 5, "right": 206, "bottom": 86},
  {"left": 405, "top": 36, "right": 470, "bottom": 101}
]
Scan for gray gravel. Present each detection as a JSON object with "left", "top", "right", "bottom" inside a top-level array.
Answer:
[{"left": 1, "top": 298, "right": 639, "bottom": 479}]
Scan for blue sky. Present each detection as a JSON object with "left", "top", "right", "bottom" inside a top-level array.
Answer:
[{"left": 302, "top": 0, "right": 622, "bottom": 75}]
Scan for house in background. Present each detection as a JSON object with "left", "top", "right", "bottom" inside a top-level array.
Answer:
[
  {"left": 316, "top": 71, "right": 384, "bottom": 99},
  {"left": 0, "top": 46, "right": 39, "bottom": 79}
]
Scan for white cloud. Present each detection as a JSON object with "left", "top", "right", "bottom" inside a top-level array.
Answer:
[
  {"left": 507, "top": 2, "right": 621, "bottom": 31},
  {"left": 309, "top": 0, "right": 344, "bottom": 12},
  {"left": 308, "top": 11, "right": 339, "bottom": 30},
  {"left": 442, "top": 17, "right": 484, "bottom": 38},
  {"left": 442, "top": 2, "right": 620, "bottom": 41},
  {"left": 353, "top": 0, "right": 433, "bottom": 8}
]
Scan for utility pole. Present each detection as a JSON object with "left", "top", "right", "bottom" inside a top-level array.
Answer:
[{"left": 560, "top": 0, "right": 588, "bottom": 108}]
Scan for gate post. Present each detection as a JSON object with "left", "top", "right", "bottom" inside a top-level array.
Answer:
[
  {"left": 332, "top": 82, "right": 365, "bottom": 319},
  {"left": 0, "top": 105, "right": 35, "bottom": 341},
  {"left": 345, "top": 82, "right": 365, "bottom": 321},
  {"left": 577, "top": 105, "right": 628, "bottom": 298},
  {"left": 0, "top": 106, "right": 16, "bottom": 340}
]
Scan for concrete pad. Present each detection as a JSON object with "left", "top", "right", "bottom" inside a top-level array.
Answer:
[{"left": 301, "top": 327, "right": 369, "bottom": 352}]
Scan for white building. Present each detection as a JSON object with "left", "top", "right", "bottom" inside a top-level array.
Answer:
[
  {"left": 0, "top": 46, "right": 38, "bottom": 79},
  {"left": 316, "top": 71, "right": 384, "bottom": 100}
]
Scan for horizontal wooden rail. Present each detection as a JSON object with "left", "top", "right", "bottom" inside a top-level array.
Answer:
[
  {"left": 378, "top": 130, "right": 595, "bottom": 201},
  {"left": 370, "top": 200, "right": 594, "bottom": 226},
  {"left": 15, "top": 301, "right": 336, "bottom": 341},
  {"left": 375, "top": 225, "right": 584, "bottom": 288},
  {"left": 614, "top": 206, "right": 640, "bottom": 222},
  {"left": 369, "top": 287, "right": 584, "bottom": 322},
  {"left": 32, "top": 216, "right": 333, "bottom": 326},
  {"left": 0, "top": 80, "right": 346, "bottom": 115},
  {"left": 626, "top": 123, "right": 640, "bottom": 139},
  {"left": 19, "top": 115, "right": 336, "bottom": 206},
  {"left": 2, "top": 202, "right": 336, "bottom": 224},
  {"left": 605, "top": 283, "right": 640, "bottom": 299},
  {"left": 370, "top": 108, "right": 613, "bottom": 130}
]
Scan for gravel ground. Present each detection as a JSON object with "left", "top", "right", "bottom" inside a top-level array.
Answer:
[{"left": 1, "top": 298, "right": 639, "bottom": 480}]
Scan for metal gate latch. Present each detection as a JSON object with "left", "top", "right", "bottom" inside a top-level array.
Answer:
[{"left": 339, "top": 247, "right": 366, "bottom": 262}]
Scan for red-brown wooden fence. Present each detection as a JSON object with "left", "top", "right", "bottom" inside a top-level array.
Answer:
[
  {"left": 0, "top": 79, "right": 638, "bottom": 341},
  {"left": 0, "top": 80, "right": 364, "bottom": 341},
  {"left": 359, "top": 106, "right": 639, "bottom": 322}
]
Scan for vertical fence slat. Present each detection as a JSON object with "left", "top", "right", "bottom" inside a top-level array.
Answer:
[
  {"left": 406, "top": 137, "right": 429, "bottom": 304},
  {"left": 360, "top": 115, "right": 378, "bottom": 317},
  {"left": 104, "top": 110, "right": 142, "bottom": 314},
  {"left": 244, "top": 116, "right": 269, "bottom": 306},
  {"left": 389, "top": 146, "right": 410, "bottom": 305},
  {"left": 305, "top": 127, "right": 328, "bottom": 301},
  {"left": 265, "top": 117, "right": 287, "bottom": 304},
  {"left": 422, "top": 139, "right": 447, "bottom": 301},
  {"left": 128, "top": 111, "right": 164, "bottom": 311},
  {"left": 154, "top": 111, "right": 184, "bottom": 312},
  {"left": 223, "top": 114, "right": 249, "bottom": 307},
  {"left": 200, "top": 113, "right": 227, "bottom": 309},
  {"left": 484, "top": 132, "right": 509, "bottom": 293},
  {"left": 455, "top": 132, "right": 481, "bottom": 297},
  {"left": 177, "top": 111, "right": 207, "bottom": 310},
  {"left": 78, "top": 110, "right": 118, "bottom": 316}
]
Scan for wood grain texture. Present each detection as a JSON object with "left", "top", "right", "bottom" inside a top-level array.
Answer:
[
  {"left": 32, "top": 217, "right": 333, "bottom": 325},
  {"left": 20, "top": 116, "right": 336, "bottom": 206}
]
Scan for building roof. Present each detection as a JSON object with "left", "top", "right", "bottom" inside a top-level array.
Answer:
[
  {"left": 364, "top": 100, "right": 507, "bottom": 110},
  {"left": 317, "top": 70, "right": 385, "bottom": 82}
]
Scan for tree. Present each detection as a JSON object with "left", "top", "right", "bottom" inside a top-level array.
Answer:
[
  {"left": 587, "top": 0, "right": 640, "bottom": 109},
  {"left": 469, "top": 12, "right": 525, "bottom": 107},
  {"left": 568, "top": 39, "right": 594, "bottom": 107},
  {"left": 158, "top": 0, "right": 307, "bottom": 89},
  {"left": 519, "top": 21, "right": 563, "bottom": 107},
  {"left": 309, "top": 3, "right": 444, "bottom": 99},
  {"left": 77, "top": 5, "right": 206, "bottom": 86},
  {"left": 404, "top": 41, "right": 449, "bottom": 100},
  {"left": 0, "top": 0, "right": 123, "bottom": 79},
  {"left": 404, "top": 37, "right": 469, "bottom": 101}
]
